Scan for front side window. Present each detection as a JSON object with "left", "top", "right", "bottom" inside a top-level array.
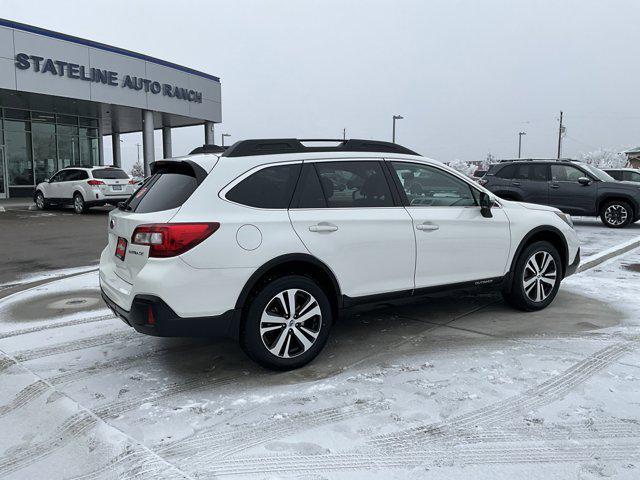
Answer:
[
  {"left": 551, "top": 164, "right": 586, "bottom": 182},
  {"left": 391, "top": 162, "right": 477, "bottom": 207},
  {"left": 607, "top": 170, "right": 623, "bottom": 181},
  {"left": 49, "top": 171, "right": 67, "bottom": 183},
  {"left": 313, "top": 161, "right": 393, "bottom": 208},
  {"left": 226, "top": 164, "right": 301, "bottom": 208},
  {"left": 624, "top": 171, "right": 640, "bottom": 182}
]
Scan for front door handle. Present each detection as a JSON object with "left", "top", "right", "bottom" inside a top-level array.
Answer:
[
  {"left": 512, "top": 181, "right": 521, "bottom": 186},
  {"left": 416, "top": 223, "right": 439, "bottom": 231},
  {"left": 550, "top": 183, "right": 560, "bottom": 189},
  {"left": 309, "top": 223, "right": 338, "bottom": 233}
]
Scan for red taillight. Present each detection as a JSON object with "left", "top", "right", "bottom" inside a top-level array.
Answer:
[
  {"left": 88, "top": 179, "right": 105, "bottom": 186},
  {"left": 129, "top": 179, "right": 138, "bottom": 184},
  {"left": 131, "top": 223, "right": 219, "bottom": 258}
]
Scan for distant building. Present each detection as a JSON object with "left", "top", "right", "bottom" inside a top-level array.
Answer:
[
  {"left": 0, "top": 18, "right": 221, "bottom": 199},
  {"left": 624, "top": 147, "right": 640, "bottom": 168}
]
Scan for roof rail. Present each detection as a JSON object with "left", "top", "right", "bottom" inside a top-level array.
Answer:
[
  {"left": 221, "top": 138, "right": 420, "bottom": 157},
  {"left": 498, "top": 157, "right": 579, "bottom": 163},
  {"left": 189, "top": 144, "right": 227, "bottom": 155}
]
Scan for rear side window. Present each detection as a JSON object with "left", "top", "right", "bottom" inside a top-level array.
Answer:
[
  {"left": 513, "top": 164, "right": 548, "bottom": 181},
  {"left": 314, "top": 161, "right": 393, "bottom": 207},
  {"left": 495, "top": 165, "right": 516, "bottom": 179},
  {"left": 607, "top": 170, "right": 623, "bottom": 181},
  {"left": 127, "top": 168, "right": 199, "bottom": 213},
  {"left": 226, "top": 164, "right": 301, "bottom": 208},
  {"left": 294, "top": 165, "right": 327, "bottom": 208},
  {"left": 92, "top": 168, "right": 129, "bottom": 179},
  {"left": 67, "top": 169, "right": 88, "bottom": 181}
]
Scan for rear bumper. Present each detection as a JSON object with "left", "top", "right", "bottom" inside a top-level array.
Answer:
[
  {"left": 101, "top": 289, "right": 240, "bottom": 339},
  {"left": 565, "top": 247, "right": 580, "bottom": 277}
]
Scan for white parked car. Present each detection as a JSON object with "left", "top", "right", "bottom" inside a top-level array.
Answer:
[
  {"left": 100, "top": 139, "right": 580, "bottom": 370},
  {"left": 35, "top": 166, "right": 136, "bottom": 213}
]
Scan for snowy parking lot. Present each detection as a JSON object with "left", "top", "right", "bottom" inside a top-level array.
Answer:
[{"left": 0, "top": 220, "right": 640, "bottom": 479}]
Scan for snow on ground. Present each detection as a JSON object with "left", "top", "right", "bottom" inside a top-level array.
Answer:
[{"left": 0, "top": 225, "right": 639, "bottom": 479}]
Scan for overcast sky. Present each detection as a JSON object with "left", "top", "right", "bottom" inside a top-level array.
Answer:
[{"left": 2, "top": 0, "right": 639, "bottom": 172}]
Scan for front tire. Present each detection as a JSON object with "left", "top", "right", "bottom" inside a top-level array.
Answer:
[
  {"left": 502, "top": 241, "right": 561, "bottom": 311},
  {"left": 73, "top": 193, "right": 88, "bottom": 214},
  {"left": 34, "top": 191, "right": 47, "bottom": 210},
  {"left": 240, "top": 275, "right": 333, "bottom": 370},
  {"left": 600, "top": 200, "right": 632, "bottom": 228}
]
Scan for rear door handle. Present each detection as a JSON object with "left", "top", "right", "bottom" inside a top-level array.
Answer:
[
  {"left": 512, "top": 182, "right": 521, "bottom": 186},
  {"left": 550, "top": 183, "right": 560, "bottom": 189},
  {"left": 416, "top": 223, "right": 439, "bottom": 231},
  {"left": 309, "top": 223, "right": 338, "bottom": 233}
]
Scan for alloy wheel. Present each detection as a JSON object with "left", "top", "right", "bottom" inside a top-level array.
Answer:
[
  {"left": 35, "top": 194, "right": 44, "bottom": 209},
  {"left": 522, "top": 251, "right": 557, "bottom": 303},
  {"left": 604, "top": 204, "right": 628, "bottom": 226},
  {"left": 74, "top": 196, "right": 83, "bottom": 213},
  {"left": 260, "top": 288, "right": 322, "bottom": 359}
]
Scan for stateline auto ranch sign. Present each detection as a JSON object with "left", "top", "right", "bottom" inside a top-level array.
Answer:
[{"left": 15, "top": 53, "right": 203, "bottom": 103}]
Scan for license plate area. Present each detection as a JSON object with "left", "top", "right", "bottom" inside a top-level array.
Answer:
[
  {"left": 115, "top": 237, "right": 127, "bottom": 261},
  {"left": 112, "top": 185, "right": 123, "bottom": 191}
]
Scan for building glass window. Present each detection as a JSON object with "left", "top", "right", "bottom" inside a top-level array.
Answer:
[
  {"left": 57, "top": 134, "right": 80, "bottom": 168},
  {"left": 79, "top": 127, "right": 98, "bottom": 166},
  {"left": 32, "top": 121, "right": 58, "bottom": 184},
  {"left": 0, "top": 109, "right": 99, "bottom": 191},
  {"left": 5, "top": 119, "right": 33, "bottom": 186}
]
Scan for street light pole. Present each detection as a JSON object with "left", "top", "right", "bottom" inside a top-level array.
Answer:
[
  {"left": 221, "top": 133, "right": 231, "bottom": 147},
  {"left": 518, "top": 132, "right": 526, "bottom": 158},
  {"left": 392, "top": 115, "right": 403, "bottom": 143}
]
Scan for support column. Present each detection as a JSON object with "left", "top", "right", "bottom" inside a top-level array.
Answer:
[
  {"left": 97, "top": 119, "right": 105, "bottom": 166},
  {"left": 162, "top": 126, "right": 172, "bottom": 158},
  {"left": 111, "top": 133, "right": 122, "bottom": 167},
  {"left": 142, "top": 110, "right": 155, "bottom": 177},
  {"left": 204, "top": 121, "right": 215, "bottom": 145}
]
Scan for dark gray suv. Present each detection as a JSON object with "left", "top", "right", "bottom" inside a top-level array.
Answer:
[{"left": 481, "top": 159, "right": 640, "bottom": 228}]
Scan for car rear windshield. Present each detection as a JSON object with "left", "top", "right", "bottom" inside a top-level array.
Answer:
[
  {"left": 92, "top": 168, "right": 129, "bottom": 179},
  {"left": 125, "top": 164, "right": 200, "bottom": 213}
]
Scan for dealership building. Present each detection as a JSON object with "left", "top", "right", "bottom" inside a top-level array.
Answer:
[{"left": 0, "top": 18, "right": 221, "bottom": 198}]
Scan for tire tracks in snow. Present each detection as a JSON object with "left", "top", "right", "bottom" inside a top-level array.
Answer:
[
  {"left": 200, "top": 442, "right": 640, "bottom": 477},
  {"left": 370, "top": 341, "right": 635, "bottom": 451},
  {"left": 159, "top": 399, "right": 389, "bottom": 462},
  {"left": 0, "top": 339, "right": 207, "bottom": 419},
  {"left": 0, "top": 313, "right": 114, "bottom": 340},
  {"left": 179, "top": 341, "right": 636, "bottom": 476}
]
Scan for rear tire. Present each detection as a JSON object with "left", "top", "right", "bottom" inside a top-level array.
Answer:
[
  {"left": 240, "top": 275, "right": 332, "bottom": 370},
  {"left": 502, "top": 241, "right": 562, "bottom": 311},
  {"left": 73, "top": 193, "right": 88, "bottom": 214},
  {"left": 600, "top": 200, "right": 632, "bottom": 228}
]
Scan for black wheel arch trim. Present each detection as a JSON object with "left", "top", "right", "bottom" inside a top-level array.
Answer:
[
  {"left": 597, "top": 194, "right": 638, "bottom": 216},
  {"left": 234, "top": 253, "right": 343, "bottom": 311},
  {"left": 507, "top": 225, "right": 570, "bottom": 286}
]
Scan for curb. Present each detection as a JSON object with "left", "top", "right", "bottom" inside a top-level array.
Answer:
[{"left": 577, "top": 236, "right": 640, "bottom": 273}]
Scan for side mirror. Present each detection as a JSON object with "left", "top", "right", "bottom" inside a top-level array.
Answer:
[
  {"left": 578, "top": 177, "right": 592, "bottom": 186},
  {"left": 44, "top": 178, "right": 51, "bottom": 183},
  {"left": 479, "top": 192, "right": 493, "bottom": 218}
]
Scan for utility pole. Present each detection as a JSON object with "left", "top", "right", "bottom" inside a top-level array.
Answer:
[
  {"left": 518, "top": 131, "right": 526, "bottom": 158},
  {"left": 557, "top": 111, "right": 564, "bottom": 159},
  {"left": 343, "top": 128, "right": 346, "bottom": 141},
  {"left": 392, "top": 115, "right": 403, "bottom": 143}
]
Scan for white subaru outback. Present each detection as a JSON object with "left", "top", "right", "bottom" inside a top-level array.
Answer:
[
  {"left": 35, "top": 166, "right": 136, "bottom": 213},
  {"left": 100, "top": 139, "right": 580, "bottom": 370}
]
